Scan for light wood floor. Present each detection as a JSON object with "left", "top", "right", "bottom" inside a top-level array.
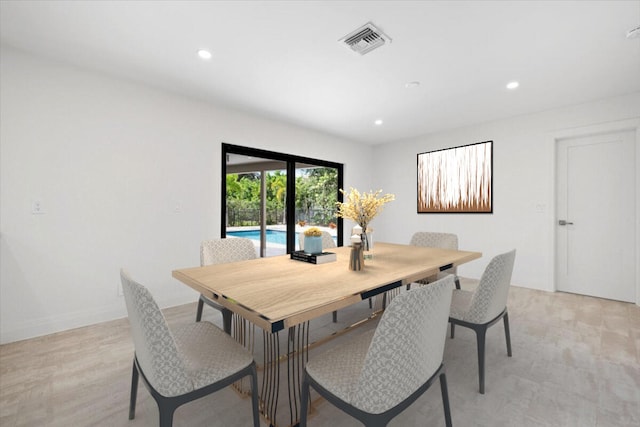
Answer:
[{"left": 1, "top": 280, "right": 638, "bottom": 427}]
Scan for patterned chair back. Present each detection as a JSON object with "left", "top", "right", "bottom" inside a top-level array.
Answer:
[
  {"left": 410, "top": 232, "right": 459, "bottom": 281},
  {"left": 120, "top": 269, "right": 192, "bottom": 397},
  {"left": 200, "top": 238, "right": 257, "bottom": 266},
  {"left": 351, "top": 275, "right": 454, "bottom": 413},
  {"left": 465, "top": 250, "right": 516, "bottom": 323},
  {"left": 321, "top": 231, "right": 337, "bottom": 248},
  {"left": 410, "top": 232, "right": 458, "bottom": 250}
]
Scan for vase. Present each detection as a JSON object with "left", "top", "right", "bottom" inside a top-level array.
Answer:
[
  {"left": 362, "top": 230, "right": 373, "bottom": 260},
  {"left": 304, "top": 235, "right": 323, "bottom": 255},
  {"left": 349, "top": 241, "right": 364, "bottom": 271}
]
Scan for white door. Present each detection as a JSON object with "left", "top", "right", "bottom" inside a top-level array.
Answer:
[{"left": 556, "top": 130, "right": 636, "bottom": 302}]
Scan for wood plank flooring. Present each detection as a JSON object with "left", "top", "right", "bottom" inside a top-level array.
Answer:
[{"left": 1, "top": 279, "right": 638, "bottom": 426}]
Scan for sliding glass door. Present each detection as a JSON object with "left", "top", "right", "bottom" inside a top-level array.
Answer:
[
  {"left": 222, "top": 144, "right": 343, "bottom": 256},
  {"left": 294, "top": 163, "right": 339, "bottom": 248}
]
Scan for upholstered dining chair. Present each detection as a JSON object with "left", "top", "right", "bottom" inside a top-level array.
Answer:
[
  {"left": 196, "top": 238, "right": 257, "bottom": 332},
  {"left": 448, "top": 249, "right": 516, "bottom": 394},
  {"left": 300, "top": 275, "right": 455, "bottom": 427},
  {"left": 120, "top": 269, "right": 260, "bottom": 427},
  {"left": 410, "top": 231, "right": 461, "bottom": 289}
]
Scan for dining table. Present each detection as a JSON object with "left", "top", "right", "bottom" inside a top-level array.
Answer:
[{"left": 173, "top": 241, "right": 481, "bottom": 427}]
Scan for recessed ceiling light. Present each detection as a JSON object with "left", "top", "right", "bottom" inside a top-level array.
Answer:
[
  {"left": 374, "top": 119, "right": 383, "bottom": 126},
  {"left": 405, "top": 81, "right": 421, "bottom": 88},
  {"left": 506, "top": 81, "right": 519, "bottom": 90},
  {"left": 197, "top": 49, "right": 212, "bottom": 60}
]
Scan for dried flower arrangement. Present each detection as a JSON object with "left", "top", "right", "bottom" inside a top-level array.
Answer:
[
  {"left": 335, "top": 188, "right": 395, "bottom": 232},
  {"left": 303, "top": 226, "right": 322, "bottom": 237}
]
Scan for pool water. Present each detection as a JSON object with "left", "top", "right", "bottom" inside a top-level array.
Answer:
[
  {"left": 227, "top": 229, "right": 337, "bottom": 246},
  {"left": 227, "top": 229, "right": 292, "bottom": 245}
]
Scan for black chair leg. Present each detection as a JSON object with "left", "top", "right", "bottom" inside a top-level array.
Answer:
[
  {"left": 300, "top": 376, "right": 310, "bottom": 427},
  {"left": 222, "top": 308, "right": 232, "bottom": 335},
  {"left": 439, "top": 372, "right": 453, "bottom": 427},
  {"left": 250, "top": 365, "right": 260, "bottom": 427},
  {"left": 450, "top": 322, "right": 455, "bottom": 339},
  {"left": 454, "top": 276, "right": 461, "bottom": 290},
  {"left": 158, "top": 403, "right": 177, "bottom": 427},
  {"left": 196, "top": 297, "right": 204, "bottom": 322},
  {"left": 475, "top": 327, "right": 487, "bottom": 394},
  {"left": 503, "top": 311, "right": 512, "bottom": 357},
  {"left": 198, "top": 295, "right": 232, "bottom": 334},
  {"left": 129, "top": 360, "right": 139, "bottom": 420},
  {"left": 332, "top": 310, "right": 338, "bottom": 323}
]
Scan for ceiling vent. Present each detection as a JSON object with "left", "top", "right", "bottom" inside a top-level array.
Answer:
[{"left": 339, "top": 22, "right": 391, "bottom": 55}]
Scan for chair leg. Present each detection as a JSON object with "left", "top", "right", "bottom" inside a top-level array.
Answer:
[
  {"left": 250, "top": 365, "right": 260, "bottom": 427},
  {"left": 332, "top": 310, "right": 337, "bottom": 323},
  {"left": 454, "top": 276, "right": 461, "bottom": 290},
  {"left": 439, "top": 372, "right": 453, "bottom": 427},
  {"left": 222, "top": 308, "right": 232, "bottom": 335},
  {"left": 475, "top": 327, "right": 487, "bottom": 394},
  {"left": 158, "top": 403, "right": 176, "bottom": 427},
  {"left": 450, "top": 322, "right": 455, "bottom": 339},
  {"left": 129, "top": 360, "right": 139, "bottom": 420},
  {"left": 300, "top": 375, "right": 310, "bottom": 427},
  {"left": 196, "top": 297, "right": 204, "bottom": 322},
  {"left": 503, "top": 311, "right": 513, "bottom": 357}
]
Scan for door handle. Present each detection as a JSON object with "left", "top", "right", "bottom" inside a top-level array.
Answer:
[{"left": 558, "top": 220, "right": 574, "bottom": 226}]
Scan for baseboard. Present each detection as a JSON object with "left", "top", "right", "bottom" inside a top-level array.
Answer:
[{"left": 0, "top": 295, "right": 195, "bottom": 345}]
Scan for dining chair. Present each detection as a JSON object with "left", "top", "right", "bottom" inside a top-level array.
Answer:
[
  {"left": 448, "top": 249, "right": 516, "bottom": 394},
  {"left": 196, "top": 238, "right": 257, "bottom": 333},
  {"left": 120, "top": 269, "right": 260, "bottom": 427},
  {"left": 410, "top": 231, "right": 461, "bottom": 289},
  {"left": 300, "top": 275, "right": 455, "bottom": 427}
]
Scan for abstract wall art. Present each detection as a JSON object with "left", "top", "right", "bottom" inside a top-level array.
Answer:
[{"left": 417, "top": 140, "right": 493, "bottom": 213}]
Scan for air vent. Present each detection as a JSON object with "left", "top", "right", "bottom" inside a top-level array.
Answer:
[{"left": 339, "top": 22, "right": 391, "bottom": 55}]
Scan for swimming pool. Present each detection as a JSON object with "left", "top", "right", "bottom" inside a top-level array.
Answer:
[
  {"left": 227, "top": 229, "right": 337, "bottom": 246},
  {"left": 227, "top": 229, "right": 291, "bottom": 245}
]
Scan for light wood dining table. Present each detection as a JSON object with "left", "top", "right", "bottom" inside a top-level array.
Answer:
[{"left": 173, "top": 242, "right": 481, "bottom": 427}]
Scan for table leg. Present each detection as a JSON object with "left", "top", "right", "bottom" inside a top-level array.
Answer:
[
  {"left": 287, "top": 322, "right": 309, "bottom": 425},
  {"left": 236, "top": 299, "right": 382, "bottom": 426},
  {"left": 261, "top": 329, "right": 281, "bottom": 425},
  {"left": 258, "top": 321, "right": 310, "bottom": 427}
]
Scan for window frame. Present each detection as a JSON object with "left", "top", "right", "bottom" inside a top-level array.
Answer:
[{"left": 221, "top": 143, "right": 344, "bottom": 253}]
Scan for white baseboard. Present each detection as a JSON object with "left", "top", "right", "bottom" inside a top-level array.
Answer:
[{"left": 0, "top": 295, "right": 195, "bottom": 345}]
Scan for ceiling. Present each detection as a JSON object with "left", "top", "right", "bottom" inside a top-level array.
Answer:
[{"left": 1, "top": 1, "right": 639, "bottom": 145}]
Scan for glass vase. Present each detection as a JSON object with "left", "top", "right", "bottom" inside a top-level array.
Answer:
[{"left": 362, "top": 230, "right": 373, "bottom": 260}]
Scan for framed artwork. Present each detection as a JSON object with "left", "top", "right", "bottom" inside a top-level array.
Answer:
[{"left": 417, "top": 140, "right": 493, "bottom": 213}]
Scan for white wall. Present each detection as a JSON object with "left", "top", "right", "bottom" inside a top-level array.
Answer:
[
  {"left": 0, "top": 47, "right": 373, "bottom": 344},
  {"left": 3, "top": 46, "right": 639, "bottom": 344},
  {"left": 372, "top": 92, "right": 640, "bottom": 295}
]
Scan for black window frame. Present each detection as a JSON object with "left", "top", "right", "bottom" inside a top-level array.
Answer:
[{"left": 221, "top": 143, "right": 344, "bottom": 253}]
